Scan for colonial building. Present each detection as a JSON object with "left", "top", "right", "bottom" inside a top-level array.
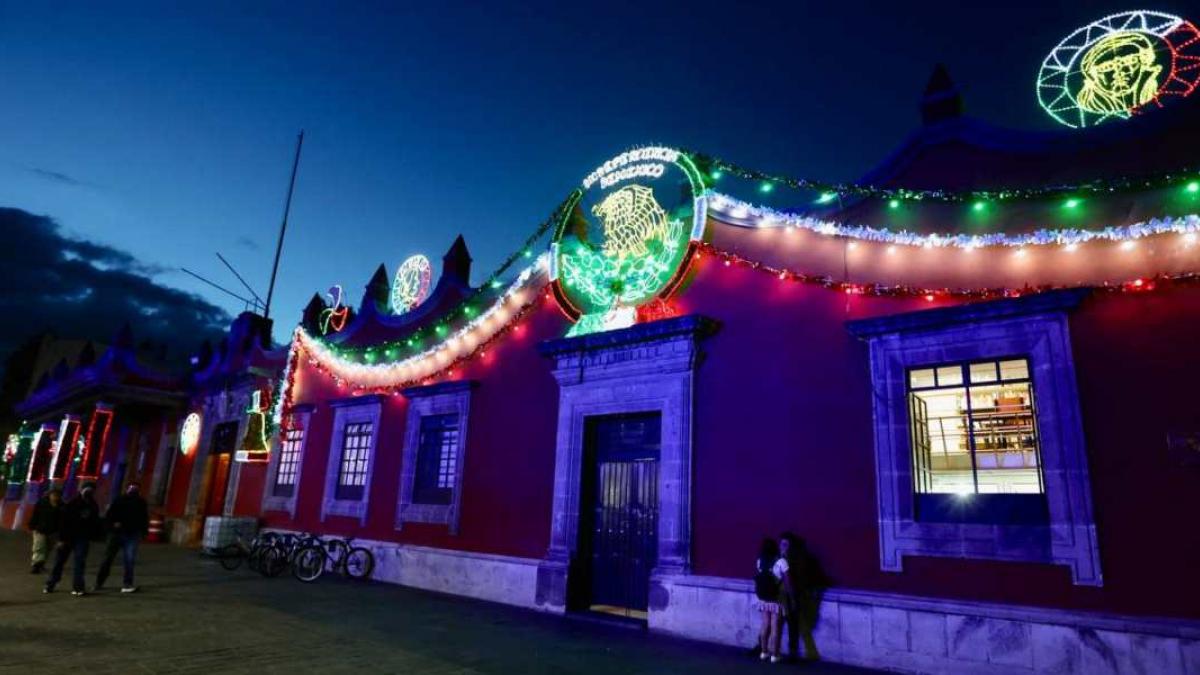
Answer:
[{"left": 222, "top": 72, "right": 1200, "bottom": 673}]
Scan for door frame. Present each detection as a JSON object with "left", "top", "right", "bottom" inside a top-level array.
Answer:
[{"left": 536, "top": 316, "right": 715, "bottom": 614}]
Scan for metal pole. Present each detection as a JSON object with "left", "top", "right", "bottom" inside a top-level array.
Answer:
[{"left": 264, "top": 130, "right": 304, "bottom": 319}]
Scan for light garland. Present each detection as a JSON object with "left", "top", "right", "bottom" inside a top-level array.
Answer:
[
  {"left": 296, "top": 254, "right": 550, "bottom": 390},
  {"left": 694, "top": 152, "right": 1200, "bottom": 204},
  {"left": 707, "top": 193, "right": 1200, "bottom": 248},
  {"left": 694, "top": 241, "right": 1199, "bottom": 300}
]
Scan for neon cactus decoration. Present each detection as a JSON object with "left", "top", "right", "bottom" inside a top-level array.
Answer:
[
  {"left": 551, "top": 146, "right": 707, "bottom": 336},
  {"left": 180, "top": 412, "right": 201, "bottom": 456},
  {"left": 1038, "top": 11, "right": 1200, "bottom": 128},
  {"left": 391, "top": 254, "right": 433, "bottom": 314}
]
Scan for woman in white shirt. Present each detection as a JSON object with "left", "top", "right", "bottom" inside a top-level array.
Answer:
[{"left": 753, "top": 538, "right": 791, "bottom": 663}]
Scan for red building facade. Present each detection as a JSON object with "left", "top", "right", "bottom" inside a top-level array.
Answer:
[{"left": 240, "top": 92, "right": 1199, "bottom": 672}]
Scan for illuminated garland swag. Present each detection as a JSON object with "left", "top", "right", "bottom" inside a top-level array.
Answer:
[
  {"left": 692, "top": 151, "right": 1200, "bottom": 204},
  {"left": 280, "top": 150, "right": 1199, "bottom": 398}
]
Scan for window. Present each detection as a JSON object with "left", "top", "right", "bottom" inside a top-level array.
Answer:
[
  {"left": 272, "top": 428, "right": 304, "bottom": 497},
  {"left": 846, "top": 289, "right": 1102, "bottom": 585},
  {"left": 396, "top": 381, "right": 474, "bottom": 533},
  {"left": 336, "top": 421, "right": 373, "bottom": 500},
  {"left": 321, "top": 396, "right": 382, "bottom": 524},
  {"left": 413, "top": 414, "right": 459, "bottom": 505},
  {"left": 908, "top": 358, "right": 1043, "bottom": 496}
]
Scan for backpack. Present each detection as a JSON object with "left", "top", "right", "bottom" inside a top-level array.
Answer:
[{"left": 754, "top": 560, "right": 779, "bottom": 601}]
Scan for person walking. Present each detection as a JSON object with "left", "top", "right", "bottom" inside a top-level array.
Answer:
[
  {"left": 44, "top": 481, "right": 103, "bottom": 596},
  {"left": 28, "top": 487, "right": 64, "bottom": 573},
  {"left": 95, "top": 481, "right": 149, "bottom": 593}
]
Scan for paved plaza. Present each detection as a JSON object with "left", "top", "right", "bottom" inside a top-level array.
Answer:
[{"left": 0, "top": 530, "right": 874, "bottom": 674}]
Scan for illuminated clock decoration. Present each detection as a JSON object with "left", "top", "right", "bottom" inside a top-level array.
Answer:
[
  {"left": 180, "top": 413, "right": 201, "bottom": 456},
  {"left": 391, "top": 254, "right": 433, "bottom": 315},
  {"left": 550, "top": 147, "right": 706, "bottom": 337},
  {"left": 1038, "top": 11, "right": 1200, "bottom": 128},
  {"left": 320, "top": 285, "right": 350, "bottom": 334}
]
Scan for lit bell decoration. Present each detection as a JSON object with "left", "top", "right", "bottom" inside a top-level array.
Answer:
[{"left": 236, "top": 389, "right": 270, "bottom": 463}]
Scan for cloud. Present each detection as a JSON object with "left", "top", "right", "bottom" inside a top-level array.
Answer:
[
  {"left": 235, "top": 236, "right": 260, "bottom": 251},
  {"left": 0, "top": 207, "right": 231, "bottom": 363},
  {"left": 26, "top": 167, "right": 96, "bottom": 189}
]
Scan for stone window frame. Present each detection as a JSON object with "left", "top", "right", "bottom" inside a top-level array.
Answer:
[
  {"left": 321, "top": 395, "right": 383, "bottom": 524},
  {"left": 261, "top": 404, "right": 314, "bottom": 517},
  {"left": 534, "top": 315, "right": 717, "bottom": 611},
  {"left": 847, "top": 289, "right": 1102, "bottom": 586},
  {"left": 395, "top": 381, "right": 475, "bottom": 534}
]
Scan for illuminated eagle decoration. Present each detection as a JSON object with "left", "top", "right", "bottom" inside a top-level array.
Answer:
[{"left": 558, "top": 184, "right": 685, "bottom": 331}]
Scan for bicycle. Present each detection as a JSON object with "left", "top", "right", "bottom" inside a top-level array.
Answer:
[
  {"left": 210, "top": 527, "right": 269, "bottom": 572},
  {"left": 292, "top": 536, "right": 375, "bottom": 583},
  {"left": 261, "top": 531, "right": 320, "bottom": 578}
]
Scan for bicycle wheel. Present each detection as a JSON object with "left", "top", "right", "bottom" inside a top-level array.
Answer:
[
  {"left": 292, "top": 545, "right": 326, "bottom": 583},
  {"left": 343, "top": 547, "right": 375, "bottom": 580},
  {"left": 259, "top": 547, "right": 288, "bottom": 578},
  {"left": 217, "top": 544, "right": 244, "bottom": 571}
]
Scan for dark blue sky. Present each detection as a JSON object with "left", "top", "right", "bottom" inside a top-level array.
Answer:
[{"left": 2, "top": 1, "right": 1192, "bottom": 341}]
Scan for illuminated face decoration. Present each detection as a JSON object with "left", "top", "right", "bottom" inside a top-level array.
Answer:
[
  {"left": 1077, "top": 32, "right": 1161, "bottom": 114},
  {"left": 550, "top": 147, "right": 707, "bottom": 337},
  {"left": 1037, "top": 11, "right": 1200, "bottom": 128}
]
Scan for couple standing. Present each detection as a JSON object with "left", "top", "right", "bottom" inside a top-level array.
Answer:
[
  {"left": 754, "top": 532, "right": 823, "bottom": 664},
  {"left": 31, "top": 481, "right": 149, "bottom": 595}
]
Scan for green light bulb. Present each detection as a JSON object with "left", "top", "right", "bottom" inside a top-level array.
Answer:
[
  {"left": 1064, "top": 198, "right": 1081, "bottom": 209},
  {"left": 972, "top": 201, "right": 986, "bottom": 212},
  {"left": 711, "top": 170, "right": 723, "bottom": 180},
  {"left": 1186, "top": 181, "right": 1199, "bottom": 194},
  {"left": 888, "top": 199, "right": 900, "bottom": 209},
  {"left": 815, "top": 192, "right": 837, "bottom": 204},
  {"left": 759, "top": 182, "right": 774, "bottom": 194}
]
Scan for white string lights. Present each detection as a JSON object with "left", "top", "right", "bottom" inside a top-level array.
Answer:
[
  {"left": 296, "top": 254, "right": 550, "bottom": 390},
  {"left": 707, "top": 193, "right": 1200, "bottom": 249}
]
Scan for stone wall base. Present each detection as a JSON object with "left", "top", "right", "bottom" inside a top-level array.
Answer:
[
  {"left": 265, "top": 530, "right": 543, "bottom": 610},
  {"left": 653, "top": 574, "right": 1200, "bottom": 674},
  {"left": 256, "top": 530, "right": 1200, "bottom": 674}
]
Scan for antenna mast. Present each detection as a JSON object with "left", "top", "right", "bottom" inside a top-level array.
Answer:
[{"left": 264, "top": 130, "right": 304, "bottom": 319}]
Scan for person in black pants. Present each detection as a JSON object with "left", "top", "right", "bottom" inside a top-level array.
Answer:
[
  {"left": 45, "top": 481, "right": 103, "bottom": 596},
  {"left": 28, "top": 487, "right": 64, "bottom": 573},
  {"left": 95, "top": 481, "right": 149, "bottom": 593}
]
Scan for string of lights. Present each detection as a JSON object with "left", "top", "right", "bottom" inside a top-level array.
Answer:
[
  {"left": 694, "top": 151, "right": 1200, "bottom": 204},
  {"left": 694, "top": 241, "right": 1199, "bottom": 300},
  {"left": 707, "top": 192, "right": 1200, "bottom": 249},
  {"left": 294, "top": 254, "right": 549, "bottom": 390}
]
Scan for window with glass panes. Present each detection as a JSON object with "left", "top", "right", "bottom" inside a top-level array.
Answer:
[
  {"left": 272, "top": 428, "right": 304, "bottom": 497},
  {"left": 413, "top": 414, "right": 459, "bottom": 505},
  {"left": 335, "top": 421, "right": 373, "bottom": 500},
  {"left": 907, "top": 358, "right": 1043, "bottom": 495}
]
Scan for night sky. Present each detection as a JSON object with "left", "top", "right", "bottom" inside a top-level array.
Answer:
[{"left": 1, "top": 0, "right": 1194, "bottom": 354}]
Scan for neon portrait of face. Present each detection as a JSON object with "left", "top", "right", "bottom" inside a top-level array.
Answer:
[{"left": 1077, "top": 32, "right": 1162, "bottom": 115}]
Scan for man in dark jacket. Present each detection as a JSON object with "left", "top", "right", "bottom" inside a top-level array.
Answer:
[
  {"left": 45, "top": 481, "right": 103, "bottom": 595},
  {"left": 28, "top": 487, "right": 63, "bottom": 573},
  {"left": 95, "top": 481, "right": 149, "bottom": 593}
]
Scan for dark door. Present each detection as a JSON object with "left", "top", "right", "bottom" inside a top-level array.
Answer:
[{"left": 579, "top": 412, "right": 661, "bottom": 619}]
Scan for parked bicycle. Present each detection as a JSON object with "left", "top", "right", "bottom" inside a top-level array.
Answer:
[
  {"left": 293, "top": 536, "right": 375, "bottom": 583},
  {"left": 208, "top": 527, "right": 270, "bottom": 572}
]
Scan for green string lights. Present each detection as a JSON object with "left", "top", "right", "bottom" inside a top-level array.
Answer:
[{"left": 690, "top": 149, "right": 1200, "bottom": 205}]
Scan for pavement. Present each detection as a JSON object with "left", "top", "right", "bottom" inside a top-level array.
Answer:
[{"left": 0, "top": 529, "right": 876, "bottom": 674}]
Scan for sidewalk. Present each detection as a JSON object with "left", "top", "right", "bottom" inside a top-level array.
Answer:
[{"left": 0, "top": 530, "right": 879, "bottom": 674}]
